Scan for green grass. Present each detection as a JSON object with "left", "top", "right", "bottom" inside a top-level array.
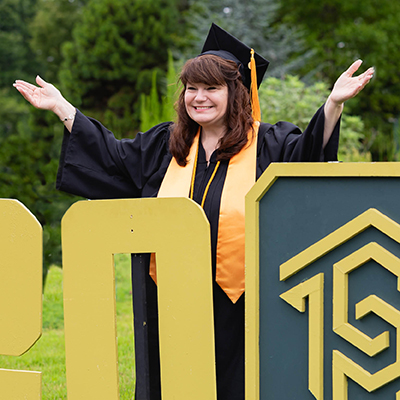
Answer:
[{"left": 0, "top": 253, "right": 136, "bottom": 399}]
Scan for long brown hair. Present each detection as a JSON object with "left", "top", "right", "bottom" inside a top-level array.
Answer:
[{"left": 169, "top": 55, "right": 254, "bottom": 166}]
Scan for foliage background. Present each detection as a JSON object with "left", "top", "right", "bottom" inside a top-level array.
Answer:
[{"left": 1, "top": 0, "right": 398, "bottom": 277}]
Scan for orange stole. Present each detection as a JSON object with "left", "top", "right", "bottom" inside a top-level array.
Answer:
[{"left": 150, "top": 124, "right": 258, "bottom": 303}]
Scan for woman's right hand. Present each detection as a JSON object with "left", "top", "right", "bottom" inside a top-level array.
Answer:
[
  {"left": 14, "top": 75, "right": 76, "bottom": 131},
  {"left": 13, "top": 75, "right": 64, "bottom": 112}
]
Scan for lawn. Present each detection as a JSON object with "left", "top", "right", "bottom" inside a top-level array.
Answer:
[{"left": 0, "top": 253, "right": 136, "bottom": 399}]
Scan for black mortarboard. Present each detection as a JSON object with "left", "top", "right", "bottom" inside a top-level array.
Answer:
[{"left": 200, "top": 23, "right": 269, "bottom": 91}]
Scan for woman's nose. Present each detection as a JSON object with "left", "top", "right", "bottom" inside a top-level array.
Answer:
[{"left": 195, "top": 89, "right": 207, "bottom": 101}]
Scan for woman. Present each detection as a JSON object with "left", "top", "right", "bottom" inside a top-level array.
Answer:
[{"left": 14, "top": 24, "right": 373, "bottom": 400}]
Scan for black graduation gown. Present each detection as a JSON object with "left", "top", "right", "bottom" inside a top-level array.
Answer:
[{"left": 57, "top": 105, "right": 339, "bottom": 400}]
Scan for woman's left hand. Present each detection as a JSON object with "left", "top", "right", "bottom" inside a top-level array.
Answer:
[
  {"left": 323, "top": 60, "right": 374, "bottom": 148},
  {"left": 329, "top": 60, "right": 374, "bottom": 105}
]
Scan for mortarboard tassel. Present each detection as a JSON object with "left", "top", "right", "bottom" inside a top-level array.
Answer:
[{"left": 249, "top": 49, "right": 261, "bottom": 122}]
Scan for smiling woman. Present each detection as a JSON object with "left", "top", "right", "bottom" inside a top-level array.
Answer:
[
  {"left": 184, "top": 81, "right": 228, "bottom": 164},
  {"left": 13, "top": 22, "right": 373, "bottom": 400},
  {"left": 184, "top": 83, "right": 228, "bottom": 136},
  {"left": 171, "top": 52, "right": 254, "bottom": 168}
]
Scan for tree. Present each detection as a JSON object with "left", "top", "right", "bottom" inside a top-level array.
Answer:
[
  {"left": 0, "top": 0, "right": 84, "bottom": 279},
  {"left": 277, "top": 0, "right": 400, "bottom": 160},
  {"left": 0, "top": 0, "right": 191, "bottom": 279},
  {"left": 182, "top": 0, "right": 311, "bottom": 78},
  {"left": 29, "top": 0, "right": 87, "bottom": 82},
  {"left": 0, "top": 0, "right": 40, "bottom": 88},
  {"left": 258, "top": 75, "right": 371, "bottom": 161},
  {"left": 140, "top": 51, "right": 182, "bottom": 131},
  {"left": 59, "top": 0, "right": 188, "bottom": 137},
  {"left": 0, "top": 97, "right": 80, "bottom": 279}
]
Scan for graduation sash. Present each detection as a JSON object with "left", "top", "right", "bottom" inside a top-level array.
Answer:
[{"left": 150, "top": 123, "right": 258, "bottom": 303}]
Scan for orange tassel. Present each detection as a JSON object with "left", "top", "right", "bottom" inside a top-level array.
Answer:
[{"left": 249, "top": 49, "right": 261, "bottom": 122}]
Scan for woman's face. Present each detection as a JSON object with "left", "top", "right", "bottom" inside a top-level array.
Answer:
[{"left": 184, "top": 82, "right": 228, "bottom": 130}]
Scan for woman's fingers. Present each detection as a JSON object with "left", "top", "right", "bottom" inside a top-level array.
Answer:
[
  {"left": 13, "top": 79, "right": 47, "bottom": 108},
  {"left": 342, "top": 60, "right": 374, "bottom": 89},
  {"left": 362, "top": 67, "right": 375, "bottom": 81},
  {"left": 14, "top": 80, "right": 37, "bottom": 92},
  {"left": 13, "top": 82, "right": 35, "bottom": 101},
  {"left": 329, "top": 60, "right": 375, "bottom": 104},
  {"left": 36, "top": 75, "right": 48, "bottom": 88},
  {"left": 13, "top": 76, "right": 65, "bottom": 112},
  {"left": 345, "top": 59, "right": 363, "bottom": 77},
  {"left": 356, "top": 67, "right": 374, "bottom": 90}
]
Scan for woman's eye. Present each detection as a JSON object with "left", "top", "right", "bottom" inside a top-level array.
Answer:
[
  {"left": 207, "top": 87, "right": 217, "bottom": 90},
  {"left": 187, "top": 87, "right": 196, "bottom": 91}
]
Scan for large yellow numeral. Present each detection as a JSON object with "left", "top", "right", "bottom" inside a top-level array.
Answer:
[
  {"left": 333, "top": 295, "right": 400, "bottom": 400},
  {"left": 280, "top": 273, "right": 324, "bottom": 399},
  {"left": 0, "top": 199, "right": 42, "bottom": 399},
  {"left": 62, "top": 198, "right": 216, "bottom": 400}
]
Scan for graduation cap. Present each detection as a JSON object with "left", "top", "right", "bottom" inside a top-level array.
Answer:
[{"left": 200, "top": 23, "right": 269, "bottom": 121}]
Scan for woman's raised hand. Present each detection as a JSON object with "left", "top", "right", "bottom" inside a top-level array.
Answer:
[
  {"left": 323, "top": 60, "right": 374, "bottom": 148},
  {"left": 329, "top": 60, "right": 374, "bottom": 105},
  {"left": 13, "top": 75, "right": 64, "bottom": 112},
  {"left": 14, "top": 76, "right": 76, "bottom": 131}
]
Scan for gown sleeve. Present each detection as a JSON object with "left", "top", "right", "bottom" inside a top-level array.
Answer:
[
  {"left": 257, "top": 103, "right": 339, "bottom": 177},
  {"left": 56, "top": 109, "right": 173, "bottom": 199}
]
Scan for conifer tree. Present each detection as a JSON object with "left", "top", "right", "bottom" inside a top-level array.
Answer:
[
  {"left": 0, "top": 0, "right": 39, "bottom": 87},
  {"left": 183, "top": 0, "right": 309, "bottom": 78},
  {"left": 140, "top": 51, "right": 181, "bottom": 131},
  {"left": 59, "top": 0, "right": 188, "bottom": 137},
  {"left": 0, "top": 0, "right": 84, "bottom": 278},
  {"left": 277, "top": 0, "right": 400, "bottom": 160}
]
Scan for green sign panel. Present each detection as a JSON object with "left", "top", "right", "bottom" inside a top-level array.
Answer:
[{"left": 245, "top": 163, "right": 400, "bottom": 400}]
